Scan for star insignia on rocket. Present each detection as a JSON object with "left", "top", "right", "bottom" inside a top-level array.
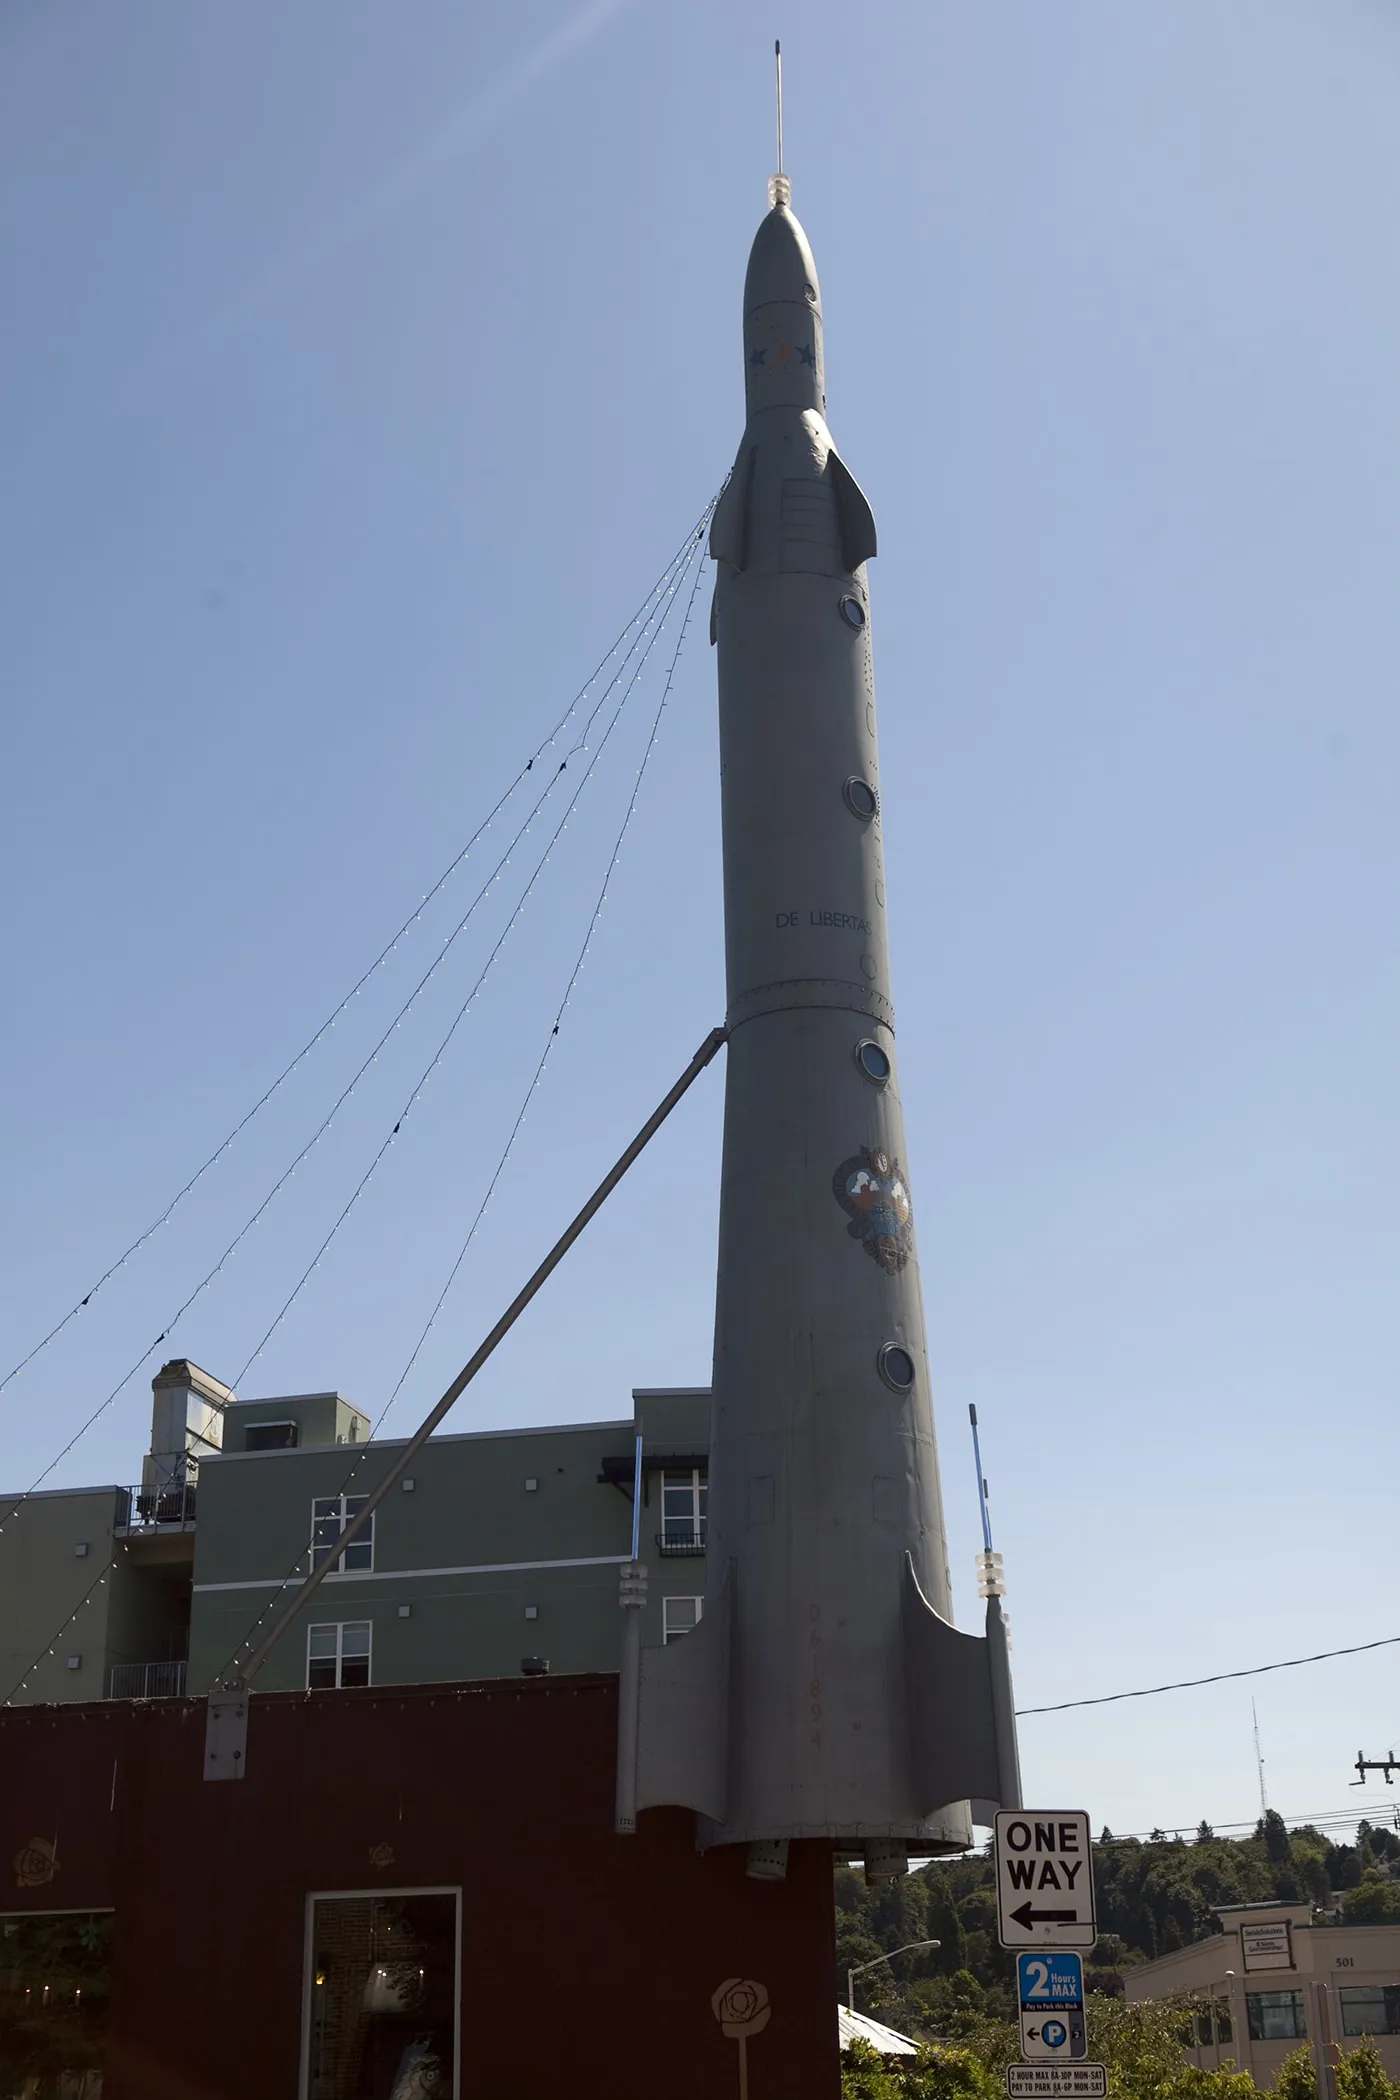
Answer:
[
  {"left": 748, "top": 346, "right": 768, "bottom": 366},
  {"left": 796, "top": 341, "right": 815, "bottom": 367}
]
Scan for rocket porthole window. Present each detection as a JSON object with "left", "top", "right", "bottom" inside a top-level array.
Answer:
[
  {"left": 838, "top": 594, "right": 866, "bottom": 631},
  {"left": 842, "top": 776, "right": 879, "bottom": 821},
  {"left": 877, "top": 1345, "right": 916, "bottom": 1394},
  {"left": 855, "top": 1040, "right": 890, "bottom": 1085}
]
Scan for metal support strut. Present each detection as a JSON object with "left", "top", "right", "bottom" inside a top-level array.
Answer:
[{"left": 205, "top": 1026, "right": 728, "bottom": 1777}]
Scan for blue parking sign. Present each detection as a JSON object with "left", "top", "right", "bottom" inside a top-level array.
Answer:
[{"left": 1017, "top": 1951, "right": 1087, "bottom": 2061}]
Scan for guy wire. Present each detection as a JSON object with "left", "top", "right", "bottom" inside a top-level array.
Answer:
[
  {"left": 212, "top": 526, "right": 712, "bottom": 1689},
  {"left": 226, "top": 531, "right": 708, "bottom": 1395},
  {"left": 0, "top": 515, "right": 710, "bottom": 1534},
  {"left": 375, "top": 525, "right": 714, "bottom": 1435},
  {"left": 0, "top": 502, "right": 714, "bottom": 1404}
]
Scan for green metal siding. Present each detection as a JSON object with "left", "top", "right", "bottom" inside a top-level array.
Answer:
[
  {"left": 0, "top": 1488, "right": 121, "bottom": 1704},
  {"left": 2, "top": 1393, "right": 714, "bottom": 1702},
  {"left": 188, "top": 1405, "right": 713, "bottom": 1694}
]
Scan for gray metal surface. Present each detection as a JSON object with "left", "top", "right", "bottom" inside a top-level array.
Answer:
[{"left": 633, "top": 189, "right": 1014, "bottom": 1851}]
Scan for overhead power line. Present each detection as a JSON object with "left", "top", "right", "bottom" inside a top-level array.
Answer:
[
  {"left": 0, "top": 503, "right": 713, "bottom": 1405},
  {"left": 1017, "top": 1632, "right": 1400, "bottom": 1715}
]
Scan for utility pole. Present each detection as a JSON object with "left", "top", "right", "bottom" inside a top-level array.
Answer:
[{"left": 1352, "top": 1751, "right": 1399, "bottom": 1786}]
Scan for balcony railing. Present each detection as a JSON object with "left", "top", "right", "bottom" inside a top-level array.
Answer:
[
  {"left": 115, "top": 1481, "right": 197, "bottom": 1531},
  {"left": 655, "top": 1529, "right": 706, "bottom": 1558},
  {"left": 107, "top": 1660, "right": 187, "bottom": 1700}
]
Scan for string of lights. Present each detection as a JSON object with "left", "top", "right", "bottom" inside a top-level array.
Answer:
[
  {"left": 374, "top": 513, "right": 714, "bottom": 1437},
  {"left": 1, "top": 1544, "right": 127, "bottom": 1706},
  {"left": 0, "top": 501, "right": 715, "bottom": 1407},
  {"left": 225, "top": 527, "right": 709, "bottom": 1398},
  {"left": 212, "top": 525, "right": 712, "bottom": 1690},
  {"left": 0, "top": 515, "right": 710, "bottom": 1542}
]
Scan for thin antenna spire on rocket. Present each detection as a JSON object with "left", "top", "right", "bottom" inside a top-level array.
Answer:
[
  {"left": 775, "top": 41, "right": 784, "bottom": 175},
  {"left": 969, "top": 1405, "right": 994, "bottom": 1554},
  {"left": 769, "top": 42, "right": 791, "bottom": 208}
]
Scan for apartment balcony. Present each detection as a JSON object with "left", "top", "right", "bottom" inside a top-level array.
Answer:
[
  {"left": 116, "top": 1481, "right": 197, "bottom": 1530},
  {"left": 107, "top": 1659, "right": 187, "bottom": 1700},
  {"left": 655, "top": 1529, "right": 706, "bottom": 1558},
  {"left": 114, "top": 1481, "right": 197, "bottom": 1570}
]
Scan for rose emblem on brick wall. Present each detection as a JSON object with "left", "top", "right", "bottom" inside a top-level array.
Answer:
[
  {"left": 14, "top": 1836, "right": 58, "bottom": 1888},
  {"left": 712, "top": 1978, "right": 770, "bottom": 2097}
]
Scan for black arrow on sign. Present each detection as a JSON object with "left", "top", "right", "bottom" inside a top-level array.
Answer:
[{"left": 1010, "top": 1902, "right": 1081, "bottom": 1931}]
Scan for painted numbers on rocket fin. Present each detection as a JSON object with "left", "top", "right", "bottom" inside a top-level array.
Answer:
[
  {"left": 995, "top": 1813, "right": 1096, "bottom": 1950},
  {"left": 833, "top": 1147, "right": 913, "bottom": 1274}
]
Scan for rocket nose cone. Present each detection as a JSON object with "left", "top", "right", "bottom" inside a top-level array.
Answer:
[
  {"left": 744, "top": 204, "right": 822, "bottom": 318},
  {"left": 742, "top": 205, "right": 824, "bottom": 417}
]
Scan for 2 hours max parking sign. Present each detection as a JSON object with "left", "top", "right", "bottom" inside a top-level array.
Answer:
[{"left": 995, "top": 1811, "right": 1096, "bottom": 1950}]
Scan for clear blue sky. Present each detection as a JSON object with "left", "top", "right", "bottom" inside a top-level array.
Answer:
[{"left": 3, "top": 0, "right": 1397, "bottom": 1841}]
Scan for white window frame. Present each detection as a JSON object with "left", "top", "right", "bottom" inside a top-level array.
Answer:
[
  {"left": 306, "top": 1620, "right": 372, "bottom": 1690},
  {"left": 663, "top": 1595, "right": 704, "bottom": 1644},
  {"left": 660, "top": 1467, "right": 707, "bottom": 1546},
  {"left": 300, "top": 1886, "right": 461, "bottom": 2100},
  {"left": 310, "top": 1492, "right": 374, "bottom": 1574}
]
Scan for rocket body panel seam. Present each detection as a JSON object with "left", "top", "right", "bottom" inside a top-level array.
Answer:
[{"left": 724, "top": 981, "right": 896, "bottom": 1030}]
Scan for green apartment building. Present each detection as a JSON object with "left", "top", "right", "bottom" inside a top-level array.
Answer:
[{"left": 0, "top": 1358, "right": 712, "bottom": 1704}]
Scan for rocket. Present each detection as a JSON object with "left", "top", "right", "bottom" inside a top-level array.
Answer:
[{"left": 619, "top": 155, "right": 1020, "bottom": 1881}]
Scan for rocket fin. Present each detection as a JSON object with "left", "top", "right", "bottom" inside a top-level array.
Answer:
[
  {"left": 709, "top": 449, "right": 756, "bottom": 572},
  {"left": 635, "top": 1564, "right": 732, "bottom": 1823},
  {"left": 902, "top": 1554, "right": 1014, "bottom": 1821},
  {"left": 828, "top": 450, "right": 878, "bottom": 570}
]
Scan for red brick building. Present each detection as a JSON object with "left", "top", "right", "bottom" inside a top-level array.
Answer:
[{"left": 0, "top": 1674, "right": 839, "bottom": 2097}]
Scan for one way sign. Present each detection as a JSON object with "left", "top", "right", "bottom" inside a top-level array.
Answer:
[{"left": 995, "top": 1811, "right": 1096, "bottom": 1949}]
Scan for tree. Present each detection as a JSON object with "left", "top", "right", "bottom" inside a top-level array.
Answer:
[
  {"left": 1273, "top": 2046, "right": 1316, "bottom": 2100},
  {"left": 1262, "top": 1811, "right": 1293, "bottom": 1865},
  {"left": 903, "top": 2044, "right": 1003, "bottom": 2098},
  {"left": 1336, "top": 2037, "right": 1400, "bottom": 2100},
  {"left": 833, "top": 1813, "right": 1355, "bottom": 2013},
  {"left": 1084, "top": 1998, "right": 1256, "bottom": 2097},
  {"left": 1342, "top": 1878, "right": 1400, "bottom": 1926},
  {"left": 840, "top": 2038, "right": 1004, "bottom": 2100},
  {"left": 842, "top": 2037, "right": 905, "bottom": 2099},
  {"left": 921, "top": 1870, "right": 969, "bottom": 1975}
]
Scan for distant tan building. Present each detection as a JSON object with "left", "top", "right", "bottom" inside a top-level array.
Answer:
[{"left": 1125, "top": 1900, "right": 1400, "bottom": 2088}]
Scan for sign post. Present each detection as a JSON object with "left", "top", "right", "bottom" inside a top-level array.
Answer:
[
  {"left": 995, "top": 1811, "right": 1096, "bottom": 1950},
  {"left": 1006, "top": 2069, "right": 1107, "bottom": 2098},
  {"left": 1016, "top": 1952, "right": 1087, "bottom": 2061},
  {"left": 998, "top": 1811, "right": 1105, "bottom": 2099}
]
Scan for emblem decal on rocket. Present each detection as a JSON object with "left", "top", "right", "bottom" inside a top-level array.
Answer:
[{"left": 832, "top": 1146, "right": 913, "bottom": 1273}]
